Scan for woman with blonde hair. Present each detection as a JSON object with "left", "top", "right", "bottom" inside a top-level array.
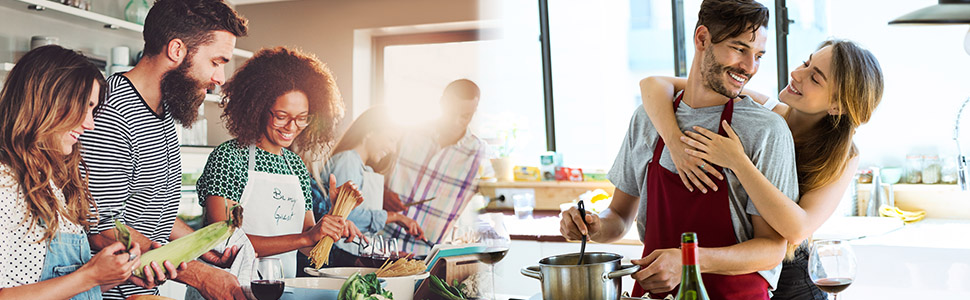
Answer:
[
  {"left": 640, "top": 39, "right": 883, "bottom": 299},
  {"left": 0, "top": 45, "right": 142, "bottom": 299},
  {"left": 308, "top": 106, "right": 423, "bottom": 265}
]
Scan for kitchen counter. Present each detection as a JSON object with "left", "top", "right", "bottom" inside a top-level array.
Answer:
[
  {"left": 502, "top": 212, "right": 642, "bottom": 245},
  {"left": 496, "top": 215, "right": 970, "bottom": 299}
]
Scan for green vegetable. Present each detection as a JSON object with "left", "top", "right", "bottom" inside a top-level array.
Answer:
[
  {"left": 429, "top": 275, "right": 465, "bottom": 300},
  {"left": 133, "top": 219, "right": 235, "bottom": 278},
  {"left": 113, "top": 219, "right": 132, "bottom": 251},
  {"left": 338, "top": 272, "right": 394, "bottom": 300}
]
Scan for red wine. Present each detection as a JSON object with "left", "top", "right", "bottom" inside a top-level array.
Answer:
[
  {"left": 479, "top": 247, "right": 509, "bottom": 264},
  {"left": 814, "top": 277, "right": 852, "bottom": 293},
  {"left": 251, "top": 280, "right": 285, "bottom": 300}
]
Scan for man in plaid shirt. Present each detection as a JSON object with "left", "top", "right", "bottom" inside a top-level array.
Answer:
[{"left": 384, "top": 79, "right": 488, "bottom": 255}]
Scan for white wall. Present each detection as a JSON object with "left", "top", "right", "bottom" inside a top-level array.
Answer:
[
  {"left": 235, "top": 0, "right": 487, "bottom": 119},
  {"left": 825, "top": 1, "right": 970, "bottom": 168}
]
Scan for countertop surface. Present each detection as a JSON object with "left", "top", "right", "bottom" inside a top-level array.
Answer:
[{"left": 504, "top": 212, "right": 970, "bottom": 249}]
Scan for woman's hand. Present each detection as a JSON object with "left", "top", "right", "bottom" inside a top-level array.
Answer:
[
  {"left": 667, "top": 133, "right": 724, "bottom": 193},
  {"left": 327, "top": 174, "right": 363, "bottom": 209},
  {"left": 682, "top": 120, "right": 747, "bottom": 171},
  {"left": 341, "top": 220, "right": 366, "bottom": 244},
  {"left": 389, "top": 212, "right": 424, "bottom": 240},
  {"left": 81, "top": 241, "right": 142, "bottom": 288},
  {"left": 305, "top": 214, "right": 346, "bottom": 244}
]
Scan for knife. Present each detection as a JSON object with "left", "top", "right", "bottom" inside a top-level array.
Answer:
[{"left": 403, "top": 197, "right": 436, "bottom": 208}]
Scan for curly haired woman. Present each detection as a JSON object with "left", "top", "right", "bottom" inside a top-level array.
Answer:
[{"left": 196, "top": 47, "right": 364, "bottom": 278}]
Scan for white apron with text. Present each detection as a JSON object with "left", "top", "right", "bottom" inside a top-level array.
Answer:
[{"left": 238, "top": 145, "right": 305, "bottom": 278}]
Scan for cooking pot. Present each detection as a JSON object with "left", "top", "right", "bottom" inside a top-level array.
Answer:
[{"left": 521, "top": 252, "right": 640, "bottom": 300}]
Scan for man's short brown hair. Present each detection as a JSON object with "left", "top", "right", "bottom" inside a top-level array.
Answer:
[
  {"left": 696, "top": 0, "right": 769, "bottom": 44},
  {"left": 142, "top": 0, "right": 248, "bottom": 57}
]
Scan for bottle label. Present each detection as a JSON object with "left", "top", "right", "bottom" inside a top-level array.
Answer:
[{"left": 682, "top": 242, "right": 697, "bottom": 265}]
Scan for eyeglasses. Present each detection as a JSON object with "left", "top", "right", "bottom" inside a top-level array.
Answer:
[{"left": 270, "top": 111, "right": 311, "bottom": 128}]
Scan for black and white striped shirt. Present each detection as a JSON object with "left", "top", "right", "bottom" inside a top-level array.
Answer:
[{"left": 80, "top": 74, "right": 181, "bottom": 299}]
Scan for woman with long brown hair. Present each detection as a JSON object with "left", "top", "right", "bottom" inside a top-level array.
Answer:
[
  {"left": 640, "top": 39, "right": 883, "bottom": 299},
  {"left": 0, "top": 45, "right": 142, "bottom": 299}
]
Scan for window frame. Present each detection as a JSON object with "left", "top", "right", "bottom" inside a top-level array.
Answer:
[{"left": 537, "top": 0, "right": 791, "bottom": 154}]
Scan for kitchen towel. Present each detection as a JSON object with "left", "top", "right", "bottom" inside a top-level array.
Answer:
[{"left": 184, "top": 228, "right": 258, "bottom": 300}]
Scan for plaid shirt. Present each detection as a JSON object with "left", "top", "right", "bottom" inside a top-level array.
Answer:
[{"left": 385, "top": 128, "right": 486, "bottom": 254}]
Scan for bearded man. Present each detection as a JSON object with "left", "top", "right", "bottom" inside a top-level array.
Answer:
[{"left": 79, "top": 0, "right": 249, "bottom": 299}]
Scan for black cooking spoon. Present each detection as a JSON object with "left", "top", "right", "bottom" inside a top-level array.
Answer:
[{"left": 577, "top": 201, "right": 589, "bottom": 265}]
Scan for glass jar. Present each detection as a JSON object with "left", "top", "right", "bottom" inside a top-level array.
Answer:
[
  {"left": 904, "top": 155, "right": 923, "bottom": 184},
  {"left": 941, "top": 156, "right": 959, "bottom": 184},
  {"left": 857, "top": 169, "right": 872, "bottom": 184},
  {"left": 922, "top": 155, "right": 941, "bottom": 184},
  {"left": 125, "top": 0, "right": 151, "bottom": 25}
]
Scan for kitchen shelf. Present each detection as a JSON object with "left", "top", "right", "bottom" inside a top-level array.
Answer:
[{"left": 6, "top": 0, "right": 253, "bottom": 58}]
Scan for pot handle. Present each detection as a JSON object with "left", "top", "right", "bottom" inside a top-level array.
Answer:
[
  {"left": 605, "top": 264, "right": 640, "bottom": 280},
  {"left": 520, "top": 265, "right": 542, "bottom": 280}
]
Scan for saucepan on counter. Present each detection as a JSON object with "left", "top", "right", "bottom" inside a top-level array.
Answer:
[{"left": 521, "top": 252, "right": 647, "bottom": 300}]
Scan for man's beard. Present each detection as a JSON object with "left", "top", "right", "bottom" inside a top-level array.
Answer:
[
  {"left": 701, "top": 48, "right": 749, "bottom": 99},
  {"left": 160, "top": 60, "right": 208, "bottom": 128}
]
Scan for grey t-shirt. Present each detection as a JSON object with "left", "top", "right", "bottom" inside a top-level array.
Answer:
[{"left": 607, "top": 95, "right": 798, "bottom": 289}]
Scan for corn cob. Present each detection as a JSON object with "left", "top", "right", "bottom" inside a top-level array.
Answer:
[{"left": 133, "top": 206, "right": 242, "bottom": 278}]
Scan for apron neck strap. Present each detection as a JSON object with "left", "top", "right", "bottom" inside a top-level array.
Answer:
[{"left": 247, "top": 145, "right": 258, "bottom": 172}]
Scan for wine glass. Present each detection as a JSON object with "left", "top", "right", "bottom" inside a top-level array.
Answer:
[
  {"left": 476, "top": 213, "right": 512, "bottom": 299},
  {"left": 368, "top": 234, "right": 386, "bottom": 259},
  {"left": 251, "top": 257, "right": 285, "bottom": 300},
  {"left": 808, "top": 240, "right": 857, "bottom": 300}
]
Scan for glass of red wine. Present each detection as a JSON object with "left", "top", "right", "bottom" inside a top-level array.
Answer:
[
  {"left": 809, "top": 239, "right": 857, "bottom": 300},
  {"left": 476, "top": 214, "right": 511, "bottom": 299},
  {"left": 251, "top": 257, "right": 285, "bottom": 300}
]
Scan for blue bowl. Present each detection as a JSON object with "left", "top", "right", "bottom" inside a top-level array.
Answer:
[
  {"left": 881, "top": 167, "right": 903, "bottom": 184},
  {"left": 280, "top": 277, "right": 342, "bottom": 300},
  {"left": 279, "top": 276, "right": 388, "bottom": 300}
]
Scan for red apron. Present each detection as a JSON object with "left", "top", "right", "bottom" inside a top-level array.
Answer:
[{"left": 631, "top": 94, "right": 769, "bottom": 300}]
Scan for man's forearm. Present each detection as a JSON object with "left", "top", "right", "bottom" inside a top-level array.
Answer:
[
  {"left": 169, "top": 217, "right": 194, "bottom": 240},
  {"left": 174, "top": 261, "right": 216, "bottom": 288},
  {"left": 697, "top": 237, "right": 786, "bottom": 275},
  {"left": 88, "top": 225, "right": 156, "bottom": 253},
  {"left": 590, "top": 208, "right": 633, "bottom": 244}
]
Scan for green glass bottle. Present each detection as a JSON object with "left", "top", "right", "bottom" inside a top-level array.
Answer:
[{"left": 675, "top": 232, "right": 710, "bottom": 300}]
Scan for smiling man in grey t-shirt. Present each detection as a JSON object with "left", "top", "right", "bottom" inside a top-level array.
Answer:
[{"left": 559, "top": 1, "right": 797, "bottom": 299}]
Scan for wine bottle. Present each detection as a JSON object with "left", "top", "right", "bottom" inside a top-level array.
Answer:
[{"left": 675, "top": 232, "right": 710, "bottom": 300}]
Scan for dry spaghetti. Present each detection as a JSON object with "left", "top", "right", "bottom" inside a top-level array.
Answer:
[
  {"left": 309, "top": 184, "right": 362, "bottom": 268},
  {"left": 375, "top": 255, "right": 427, "bottom": 277}
]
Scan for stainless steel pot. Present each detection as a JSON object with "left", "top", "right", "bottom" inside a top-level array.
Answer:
[{"left": 521, "top": 252, "right": 640, "bottom": 300}]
